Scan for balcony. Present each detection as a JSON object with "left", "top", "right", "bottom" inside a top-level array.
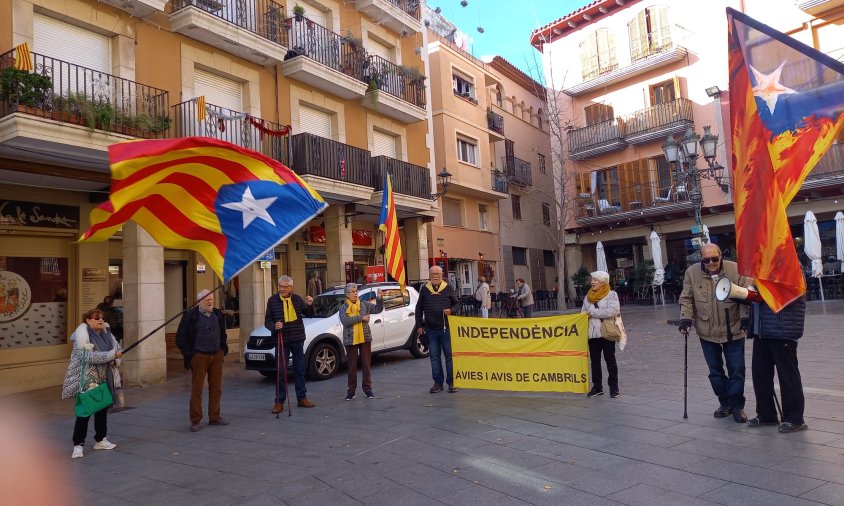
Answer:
[
  {"left": 800, "top": 142, "right": 844, "bottom": 195},
  {"left": 623, "top": 98, "right": 694, "bottom": 145},
  {"left": 797, "top": 0, "right": 844, "bottom": 15},
  {"left": 362, "top": 56, "right": 427, "bottom": 123},
  {"left": 169, "top": 0, "right": 288, "bottom": 65},
  {"left": 568, "top": 119, "right": 627, "bottom": 160},
  {"left": 0, "top": 49, "right": 169, "bottom": 171},
  {"left": 503, "top": 156, "right": 532, "bottom": 188},
  {"left": 353, "top": 0, "right": 423, "bottom": 35},
  {"left": 97, "top": 0, "right": 166, "bottom": 16},
  {"left": 282, "top": 18, "right": 369, "bottom": 99},
  {"left": 573, "top": 181, "right": 694, "bottom": 231},
  {"left": 370, "top": 156, "right": 430, "bottom": 200},
  {"left": 491, "top": 170, "right": 508, "bottom": 193},
  {"left": 487, "top": 109, "right": 504, "bottom": 141},
  {"left": 280, "top": 132, "right": 372, "bottom": 201},
  {"left": 172, "top": 99, "right": 285, "bottom": 160}
]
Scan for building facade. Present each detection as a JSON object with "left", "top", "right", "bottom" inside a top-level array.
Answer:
[{"left": 0, "top": 0, "right": 435, "bottom": 393}]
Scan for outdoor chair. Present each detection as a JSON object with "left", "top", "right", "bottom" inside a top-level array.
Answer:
[
  {"left": 654, "top": 187, "right": 673, "bottom": 205},
  {"left": 598, "top": 199, "right": 621, "bottom": 214}
]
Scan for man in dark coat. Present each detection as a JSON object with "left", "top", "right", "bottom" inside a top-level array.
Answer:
[
  {"left": 176, "top": 289, "right": 229, "bottom": 432},
  {"left": 265, "top": 275, "right": 315, "bottom": 413},
  {"left": 415, "top": 266, "right": 460, "bottom": 393}
]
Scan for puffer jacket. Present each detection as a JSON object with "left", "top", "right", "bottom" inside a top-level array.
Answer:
[
  {"left": 338, "top": 297, "right": 384, "bottom": 347},
  {"left": 61, "top": 324, "right": 122, "bottom": 400},
  {"left": 264, "top": 293, "right": 315, "bottom": 343},
  {"left": 415, "top": 282, "right": 460, "bottom": 330},
  {"left": 749, "top": 297, "right": 806, "bottom": 341},
  {"left": 679, "top": 260, "right": 749, "bottom": 343},
  {"left": 581, "top": 291, "right": 621, "bottom": 339}
]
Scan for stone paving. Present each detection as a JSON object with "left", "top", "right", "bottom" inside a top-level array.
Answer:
[{"left": 3, "top": 300, "right": 843, "bottom": 505}]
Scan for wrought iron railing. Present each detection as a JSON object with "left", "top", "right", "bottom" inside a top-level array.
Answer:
[
  {"left": 630, "top": 25, "right": 674, "bottom": 62},
  {"left": 492, "top": 170, "right": 508, "bottom": 193},
  {"left": 172, "top": 99, "right": 286, "bottom": 160},
  {"left": 385, "top": 0, "right": 421, "bottom": 20},
  {"left": 574, "top": 180, "right": 685, "bottom": 219},
  {"left": 172, "top": 0, "right": 288, "bottom": 46},
  {"left": 286, "top": 17, "right": 367, "bottom": 81},
  {"left": 503, "top": 156, "right": 532, "bottom": 187},
  {"left": 0, "top": 49, "right": 169, "bottom": 138},
  {"left": 371, "top": 156, "right": 430, "bottom": 199},
  {"left": 568, "top": 119, "right": 625, "bottom": 155},
  {"left": 281, "top": 132, "right": 371, "bottom": 187},
  {"left": 806, "top": 142, "right": 844, "bottom": 181},
  {"left": 366, "top": 55, "right": 426, "bottom": 109},
  {"left": 582, "top": 62, "right": 618, "bottom": 81},
  {"left": 622, "top": 98, "right": 693, "bottom": 139},
  {"left": 487, "top": 109, "right": 504, "bottom": 134}
]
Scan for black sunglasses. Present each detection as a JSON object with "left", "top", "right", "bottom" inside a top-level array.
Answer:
[{"left": 702, "top": 256, "right": 721, "bottom": 264}]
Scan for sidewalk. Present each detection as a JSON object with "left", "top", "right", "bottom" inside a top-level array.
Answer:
[{"left": 3, "top": 300, "right": 843, "bottom": 505}]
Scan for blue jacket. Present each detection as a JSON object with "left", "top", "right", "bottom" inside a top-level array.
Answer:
[{"left": 749, "top": 297, "right": 806, "bottom": 341}]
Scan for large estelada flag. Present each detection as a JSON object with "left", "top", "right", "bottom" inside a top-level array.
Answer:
[
  {"left": 80, "top": 137, "right": 327, "bottom": 282},
  {"left": 378, "top": 173, "right": 406, "bottom": 292},
  {"left": 728, "top": 7, "right": 844, "bottom": 312}
]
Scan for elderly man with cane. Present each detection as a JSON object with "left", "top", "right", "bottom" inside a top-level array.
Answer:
[{"left": 678, "top": 243, "right": 750, "bottom": 422}]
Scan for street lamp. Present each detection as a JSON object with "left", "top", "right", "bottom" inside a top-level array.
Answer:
[
  {"left": 430, "top": 167, "right": 453, "bottom": 201},
  {"left": 662, "top": 126, "right": 727, "bottom": 254}
]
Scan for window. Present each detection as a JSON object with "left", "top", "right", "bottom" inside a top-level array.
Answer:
[
  {"left": 538, "top": 153, "right": 546, "bottom": 174},
  {"left": 511, "top": 195, "right": 522, "bottom": 220},
  {"left": 596, "top": 167, "right": 620, "bottom": 204},
  {"left": 453, "top": 73, "right": 475, "bottom": 99},
  {"left": 372, "top": 129, "right": 398, "bottom": 158},
  {"left": 584, "top": 104, "right": 614, "bottom": 126},
  {"left": 543, "top": 250, "right": 556, "bottom": 267},
  {"left": 494, "top": 86, "right": 503, "bottom": 107},
  {"left": 650, "top": 79, "right": 677, "bottom": 105},
  {"left": 512, "top": 247, "right": 527, "bottom": 266},
  {"left": 479, "top": 204, "right": 489, "bottom": 231},
  {"left": 542, "top": 202, "right": 551, "bottom": 227},
  {"left": 381, "top": 288, "right": 409, "bottom": 310},
  {"left": 579, "top": 28, "right": 617, "bottom": 80},
  {"left": 457, "top": 137, "right": 478, "bottom": 165},
  {"left": 537, "top": 109, "right": 543, "bottom": 129},
  {"left": 442, "top": 198, "right": 463, "bottom": 227},
  {"left": 629, "top": 6, "right": 671, "bottom": 62}
]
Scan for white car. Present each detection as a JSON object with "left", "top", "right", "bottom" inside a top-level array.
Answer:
[{"left": 244, "top": 283, "right": 427, "bottom": 380}]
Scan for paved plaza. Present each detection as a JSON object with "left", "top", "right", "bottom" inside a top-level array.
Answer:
[{"left": 3, "top": 300, "right": 844, "bottom": 505}]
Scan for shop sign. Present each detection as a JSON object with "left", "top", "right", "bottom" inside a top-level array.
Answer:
[{"left": 0, "top": 199, "right": 79, "bottom": 229}]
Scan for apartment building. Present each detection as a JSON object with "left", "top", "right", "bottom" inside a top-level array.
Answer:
[
  {"left": 0, "top": 0, "right": 433, "bottom": 393},
  {"left": 532, "top": 0, "right": 844, "bottom": 302}
]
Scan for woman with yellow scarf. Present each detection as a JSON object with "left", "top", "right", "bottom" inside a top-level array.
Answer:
[
  {"left": 338, "top": 283, "right": 384, "bottom": 401},
  {"left": 581, "top": 270, "right": 621, "bottom": 398}
]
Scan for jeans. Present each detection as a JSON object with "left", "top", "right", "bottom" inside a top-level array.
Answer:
[
  {"left": 699, "top": 338, "right": 746, "bottom": 410},
  {"left": 752, "top": 338, "right": 804, "bottom": 424},
  {"left": 277, "top": 340, "right": 307, "bottom": 402},
  {"left": 521, "top": 304, "right": 533, "bottom": 318},
  {"left": 480, "top": 307, "right": 489, "bottom": 318},
  {"left": 426, "top": 328, "right": 453, "bottom": 386}
]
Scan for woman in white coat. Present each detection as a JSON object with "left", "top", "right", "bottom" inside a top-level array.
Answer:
[{"left": 581, "top": 270, "right": 621, "bottom": 398}]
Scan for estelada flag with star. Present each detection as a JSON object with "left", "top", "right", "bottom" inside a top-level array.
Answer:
[
  {"left": 728, "top": 7, "right": 844, "bottom": 312},
  {"left": 378, "top": 173, "right": 406, "bottom": 292},
  {"left": 80, "top": 137, "right": 327, "bottom": 282}
]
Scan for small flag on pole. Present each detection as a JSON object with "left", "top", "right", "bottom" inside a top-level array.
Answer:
[
  {"left": 196, "top": 96, "right": 207, "bottom": 122},
  {"left": 378, "top": 173, "right": 406, "bottom": 292},
  {"left": 14, "top": 43, "right": 32, "bottom": 72}
]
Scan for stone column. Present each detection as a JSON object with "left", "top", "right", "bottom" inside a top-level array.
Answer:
[
  {"left": 325, "top": 206, "right": 353, "bottom": 287},
  {"left": 287, "top": 237, "right": 307, "bottom": 290},
  {"left": 121, "top": 222, "right": 166, "bottom": 386},
  {"left": 403, "top": 217, "right": 430, "bottom": 282},
  {"left": 565, "top": 245, "right": 583, "bottom": 303}
]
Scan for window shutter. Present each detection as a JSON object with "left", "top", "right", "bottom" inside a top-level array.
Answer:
[
  {"left": 579, "top": 40, "right": 592, "bottom": 79},
  {"left": 630, "top": 11, "right": 648, "bottom": 60},
  {"left": 442, "top": 199, "right": 463, "bottom": 227},
  {"left": 194, "top": 69, "right": 242, "bottom": 112},
  {"left": 33, "top": 14, "right": 111, "bottom": 74},
  {"left": 597, "top": 29, "right": 611, "bottom": 70},
  {"left": 649, "top": 6, "right": 670, "bottom": 50},
  {"left": 372, "top": 130, "right": 398, "bottom": 158},
  {"left": 306, "top": 8, "right": 328, "bottom": 29},
  {"left": 299, "top": 105, "right": 333, "bottom": 138},
  {"left": 367, "top": 39, "right": 392, "bottom": 62}
]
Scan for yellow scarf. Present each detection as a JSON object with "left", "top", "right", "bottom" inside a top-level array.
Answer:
[
  {"left": 586, "top": 284, "right": 610, "bottom": 304},
  {"left": 345, "top": 298, "right": 365, "bottom": 345},
  {"left": 280, "top": 296, "right": 297, "bottom": 322},
  {"left": 425, "top": 281, "right": 447, "bottom": 294}
]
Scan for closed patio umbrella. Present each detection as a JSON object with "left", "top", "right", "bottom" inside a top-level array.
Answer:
[
  {"left": 596, "top": 241, "right": 608, "bottom": 273},
  {"left": 804, "top": 211, "right": 824, "bottom": 301},
  {"left": 650, "top": 231, "right": 665, "bottom": 305},
  {"left": 836, "top": 211, "right": 844, "bottom": 262},
  {"left": 702, "top": 224, "right": 711, "bottom": 244}
]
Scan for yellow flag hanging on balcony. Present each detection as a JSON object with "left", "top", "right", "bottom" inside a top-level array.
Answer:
[
  {"left": 196, "top": 96, "right": 207, "bottom": 122},
  {"left": 14, "top": 43, "right": 32, "bottom": 72}
]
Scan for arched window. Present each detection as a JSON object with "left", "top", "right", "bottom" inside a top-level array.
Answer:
[
  {"left": 629, "top": 5, "right": 671, "bottom": 62},
  {"left": 579, "top": 28, "right": 617, "bottom": 80}
]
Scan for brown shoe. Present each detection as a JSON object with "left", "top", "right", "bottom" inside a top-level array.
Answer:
[
  {"left": 429, "top": 384, "right": 444, "bottom": 393},
  {"left": 713, "top": 405, "right": 732, "bottom": 418},
  {"left": 271, "top": 403, "right": 283, "bottom": 414},
  {"left": 190, "top": 423, "right": 201, "bottom": 432},
  {"left": 297, "top": 398, "right": 316, "bottom": 408},
  {"left": 732, "top": 409, "right": 748, "bottom": 423},
  {"left": 209, "top": 418, "right": 229, "bottom": 426}
]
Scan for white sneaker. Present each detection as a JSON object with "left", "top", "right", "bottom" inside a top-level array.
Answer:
[
  {"left": 93, "top": 438, "right": 116, "bottom": 450},
  {"left": 71, "top": 445, "right": 83, "bottom": 459}
]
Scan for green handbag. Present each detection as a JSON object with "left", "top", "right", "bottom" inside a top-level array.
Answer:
[{"left": 74, "top": 351, "right": 113, "bottom": 418}]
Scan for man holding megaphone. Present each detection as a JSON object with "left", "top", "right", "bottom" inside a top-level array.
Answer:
[{"left": 679, "top": 243, "right": 750, "bottom": 423}]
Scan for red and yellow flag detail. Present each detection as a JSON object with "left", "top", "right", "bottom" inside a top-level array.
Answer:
[
  {"left": 378, "top": 174, "right": 406, "bottom": 292},
  {"left": 80, "top": 137, "right": 326, "bottom": 282},
  {"left": 728, "top": 8, "right": 844, "bottom": 312},
  {"left": 14, "top": 43, "right": 32, "bottom": 72}
]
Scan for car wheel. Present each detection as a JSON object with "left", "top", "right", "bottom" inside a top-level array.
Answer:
[
  {"left": 259, "top": 370, "right": 277, "bottom": 379},
  {"left": 307, "top": 341, "right": 339, "bottom": 380},
  {"left": 409, "top": 332, "right": 429, "bottom": 358}
]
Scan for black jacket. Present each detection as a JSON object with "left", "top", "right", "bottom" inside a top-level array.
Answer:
[
  {"left": 415, "top": 282, "right": 460, "bottom": 330},
  {"left": 749, "top": 297, "right": 806, "bottom": 341},
  {"left": 175, "top": 307, "right": 228, "bottom": 359},
  {"left": 264, "top": 293, "right": 315, "bottom": 343}
]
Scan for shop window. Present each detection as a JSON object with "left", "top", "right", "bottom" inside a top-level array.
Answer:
[{"left": 0, "top": 256, "right": 68, "bottom": 348}]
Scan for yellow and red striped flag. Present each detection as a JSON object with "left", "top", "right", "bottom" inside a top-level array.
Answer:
[
  {"left": 378, "top": 173, "right": 406, "bottom": 292},
  {"left": 728, "top": 8, "right": 844, "bottom": 312},
  {"left": 80, "top": 137, "right": 326, "bottom": 282},
  {"left": 196, "top": 96, "right": 206, "bottom": 122},
  {"left": 14, "top": 42, "right": 32, "bottom": 71}
]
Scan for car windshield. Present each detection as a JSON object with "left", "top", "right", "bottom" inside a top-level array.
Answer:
[{"left": 310, "top": 291, "right": 373, "bottom": 318}]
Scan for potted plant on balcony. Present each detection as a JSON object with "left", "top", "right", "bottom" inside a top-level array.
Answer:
[
  {"left": 341, "top": 30, "right": 363, "bottom": 52},
  {"left": 0, "top": 67, "right": 53, "bottom": 112},
  {"left": 397, "top": 64, "right": 425, "bottom": 86},
  {"left": 292, "top": 3, "right": 305, "bottom": 21}
]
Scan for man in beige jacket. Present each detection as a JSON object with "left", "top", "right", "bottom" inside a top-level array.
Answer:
[{"left": 679, "top": 243, "right": 749, "bottom": 423}]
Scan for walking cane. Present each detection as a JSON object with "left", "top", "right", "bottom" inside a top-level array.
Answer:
[
  {"left": 682, "top": 328, "right": 689, "bottom": 419},
  {"left": 273, "top": 327, "right": 291, "bottom": 418}
]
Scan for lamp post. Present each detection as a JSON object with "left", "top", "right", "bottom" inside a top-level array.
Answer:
[
  {"left": 431, "top": 167, "right": 453, "bottom": 201},
  {"left": 662, "top": 126, "right": 725, "bottom": 255}
]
